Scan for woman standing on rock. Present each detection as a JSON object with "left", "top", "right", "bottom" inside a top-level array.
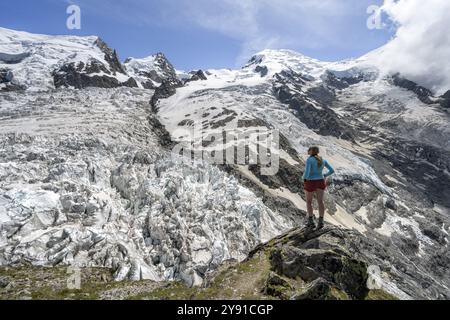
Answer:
[{"left": 303, "top": 146, "right": 335, "bottom": 230}]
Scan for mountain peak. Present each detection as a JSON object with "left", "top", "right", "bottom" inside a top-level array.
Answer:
[
  {"left": 0, "top": 27, "right": 137, "bottom": 91},
  {"left": 124, "top": 52, "right": 178, "bottom": 89},
  {"left": 243, "top": 49, "right": 330, "bottom": 80}
]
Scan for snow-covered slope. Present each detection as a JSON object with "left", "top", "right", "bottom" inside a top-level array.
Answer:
[
  {"left": 124, "top": 53, "right": 180, "bottom": 89},
  {"left": 1, "top": 27, "right": 449, "bottom": 299},
  {"left": 0, "top": 28, "right": 295, "bottom": 287},
  {"left": 0, "top": 27, "right": 136, "bottom": 91},
  {"left": 155, "top": 49, "right": 450, "bottom": 299}
]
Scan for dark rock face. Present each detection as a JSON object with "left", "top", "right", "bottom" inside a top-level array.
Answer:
[
  {"left": 323, "top": 70, "right": 364, "bottom": 90},
  {"left": 249, "top": 157, "right": 304, "bottom": 195},
  {"left": 147, "top": 114, "right": 175, "bottom": 148},
  {"left": 0, "top": 68, "right": 25, "bottom": 91},
  {"left": 52, "top": 61, "right": 138, "bottom": 89},
  {"left": 151, "top": 53, "right": 179, "bottom": 83},
  {"left": 125, "top": 53, "right": 179, "bottom": 88},
  {"left": 249, "top": 223, "right": 450, "bottom": 300},
  {"left": 94, "top": 38, "right": 126, "bottom": 75},
  {"left": 272, "top": 70, "right": 355, "bottom": 141},
  {"left": 0, "top": 69, "right": 13, "bottom": 83},
  {"left": 121, "top": 77, "right": 139, "bottom": 88},
  {"left": 51, "top": 38, "right": 139, "bottom": 89},
  {"left": 391, "top": 74, "right": 433, "bottom": 104},
  {"left": 263, "top": 271, "right": 293, "bottom": 299},
  {"left": 185, "top": 70, "right": 208, "bottom": 83},
  {"left": 250, "top": 226, "right": 375, "bottom": 299},
  {"left": 269, "top": 228, "right": 369, "bottom": 299}
]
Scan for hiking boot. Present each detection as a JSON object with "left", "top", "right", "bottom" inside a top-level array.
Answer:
[
  {"left": 316, "top": 217, "right": 324, "bottom": 230},
  {"left": 305, "top": 217, "right": 315, "bottom": 229}
]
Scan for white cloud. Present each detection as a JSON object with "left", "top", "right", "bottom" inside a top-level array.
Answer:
[
  {"left": 176, "top": 0, "right": 376, "bottom": 65},
  {"left": 374, "top": 0, "right": 450, "bottom": 94}
]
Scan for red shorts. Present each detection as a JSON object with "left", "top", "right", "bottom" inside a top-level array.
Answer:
[{"left": 304, "top": 179, "right": 326, "bottom": 192}]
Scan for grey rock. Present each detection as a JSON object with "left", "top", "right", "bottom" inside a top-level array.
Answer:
[
  {"left": 268, "top": 227, "right": 369, "bottom": 299},
  {"left": 0, "top": 276, "right": 11, "bottom": 288},
  {"left": 71, "top": 203, "right": 86, "bottom": 214},
  {"left": 94, "top": 37, "right": 126, "bottom": 75},
  {"left": 390, "top": 73, "right": 433, "bottom": 104},
  {"left": 255, "top": 66, "right": 268, "bottom": 77},
  {"left": 439, "top": 90, "right": 450, "bottom": 108},
  {"left": 150, "top": 78, "right": 183, "bottom": 111},
  {"left": 186, "top": 70, "right": 207, "bottom": 82},
  {"left": 86, "top": 201, "right": 100, "bottom": 215},
  {"left": 291, "top": 278, "right": 335, "bottom": 300}
]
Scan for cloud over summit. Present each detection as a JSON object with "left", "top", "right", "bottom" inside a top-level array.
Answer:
[{"left": 376, "top": 0, "right": 450, "bottom": 94}]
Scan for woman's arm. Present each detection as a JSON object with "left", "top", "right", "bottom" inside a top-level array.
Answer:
[
  {"left": 302, "top": 158, "right": 312, "bottom": 180},
  {"left": 324, "top": 160, "right": 335, "bottom": 178}
]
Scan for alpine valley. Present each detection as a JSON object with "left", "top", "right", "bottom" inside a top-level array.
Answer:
[{"left": 0, "top": 27, "right": 449, "bottom": 300}]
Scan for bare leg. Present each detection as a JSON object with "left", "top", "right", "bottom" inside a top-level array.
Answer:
[
  {"left": 316, "top": 189, "right": 325, "bottom": 218},
  {"left": 305, "top": 190, "right": 314, "bottom": 217}
]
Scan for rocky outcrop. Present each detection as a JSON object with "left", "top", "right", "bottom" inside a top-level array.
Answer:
[
  {"left": 0, "top": 52, "right": 31, "bottom": 64},
  {"left": 52, "top": 38, "right": 138, "bottom": 89},
  {"left": 372, "top": 137, "right": 450, "bottom": 207},
  {"left": 291, "top": 278, "right": 338, "bottom": 300},
  {"left": 273, "top": 71, "right": 355, "bottom": 141},
  {"left": 252, "top": 226, "right": 370, "bottom": 299},
  {"left": 0, "top": 68, "right": 13, "bottom": 83},
  {"left": 150, "top": 78, "right": 183, "bottom": 111},
  {"left": 52, "top": 61, "right": 138, "bottom": 89},
  {"left": 185, "top": 70, "right": 208, "bottom": 83},
  {"left": 94, "top": 38, "right": 126, "bottom": 75},
  {"left": 255, "top": 65, "right": 269, "bottom": 77},
  {"left": 323, "top": 70, "right": 363, "bottom": 90},
  {"left": 0, "top": 68, "right": 25, "bottom": 91},
  {"left": 247, "top": 219, "right": 450, "bottom": 300},
  {"left": 51, "top": 37, "right": 138, "bottom": 89},
  {"left": 390, "top": 73, "right": 434, "bottom": 104},
  {"left": 237, "top": 226, "right": 400, "bottom": 300},
  {"left": 0, "top": 88, "right": 293, "bottom": 287},
  {"left": 124, "top": 53, "right": 180, "bottom": 89}
]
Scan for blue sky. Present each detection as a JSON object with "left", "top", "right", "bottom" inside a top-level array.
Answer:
[{"left": 0, "top": 0, "right": 395, "bottom": 70}]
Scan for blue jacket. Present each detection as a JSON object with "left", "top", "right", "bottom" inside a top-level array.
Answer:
[{"left": 302, "top": 156, "right": 335, "bottom": 180}]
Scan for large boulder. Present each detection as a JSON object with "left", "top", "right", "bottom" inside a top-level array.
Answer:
[
  {"left": 0, "top": 68, "right": 25, "bottom": 91},
  {"left": 291, "top": 277, "right": 340, "bottom": 300}
]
